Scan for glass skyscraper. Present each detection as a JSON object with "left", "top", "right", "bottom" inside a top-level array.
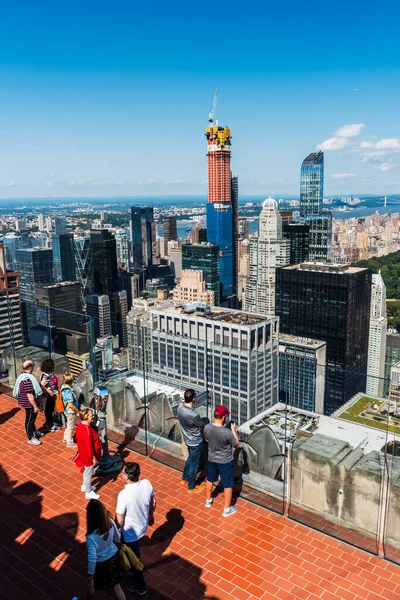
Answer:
[
  {"left": 299, "top": 151, "right": 332, "bottom": 262},
  {"left": 15, "top": 248, "right": 54, "bottom": 337},
  {"left": 275, "top": 263, "right": 371, "bottom": 415},
  {"left": 182, "top": 242, "right": 220, "bottom": 306},
  {"left": 129, "top": 206, "right": 155, "bottom": 282},
  {"left": 300, "top": 151, "right": 324, "bottom": 218}
]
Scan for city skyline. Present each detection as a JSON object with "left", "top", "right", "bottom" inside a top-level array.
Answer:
[{"left": 1, "top": 2, "right": 400, "bottom": 197}]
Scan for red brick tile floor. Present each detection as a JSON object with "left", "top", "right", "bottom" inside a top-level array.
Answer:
[{"left": 1, "top": 393, "right": 400, "bottom": 600}]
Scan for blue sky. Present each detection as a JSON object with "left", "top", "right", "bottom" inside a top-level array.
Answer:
[{"left": 1, "top": 0, "right": 400, "bottom": 197}]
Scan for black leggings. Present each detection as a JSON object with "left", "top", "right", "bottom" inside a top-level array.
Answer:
[
  {"left": 44, "top": 395, "right": 56, "bottom": 427},
  {"left": 24, "top": 408, "right": 37, "bottom": 439}
]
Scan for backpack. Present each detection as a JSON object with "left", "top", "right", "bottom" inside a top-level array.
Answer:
[{"left": 55, "top": 390, "right": 64, "bottom": 414}]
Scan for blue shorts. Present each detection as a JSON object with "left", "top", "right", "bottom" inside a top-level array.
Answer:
[{"left": 207, "top": 460, "right": 234, "bottom": 489}]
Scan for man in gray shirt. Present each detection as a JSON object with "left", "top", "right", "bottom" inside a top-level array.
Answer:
[
  {"left": 177, "top": 389, "right": 205, "bottom": 493},
  {"left": 204, "top": 405, "right": 239, "bottom": 517}
]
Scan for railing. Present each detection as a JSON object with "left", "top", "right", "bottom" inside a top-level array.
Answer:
[{"left": 2, "top": 301, "right": 400, "bottom": 563}]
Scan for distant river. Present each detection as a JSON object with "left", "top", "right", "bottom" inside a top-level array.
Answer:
[{"left": 159, "top": 200, "right": 400, "bottom": 238}]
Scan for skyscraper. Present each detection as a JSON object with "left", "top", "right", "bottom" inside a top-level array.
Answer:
[
  {"left": 300, "top": 151, "right": 324, "bottom": 217},
  {"left": 150, "top": 303, "right": 279, "bottom": 424},
  {"left": 172, "top": 270, "right": 215, "bottom": 305},
  {"left": 300, "top": 151, "right": 332, "bottom": 262},
  {"left": 191, "top": 224, "right": 207, "bottom": 244},
  {"left": 366, "top": 272, "right": 387, "bottom": 397},
  {"left": 282, "top": 223, "right": 310, "bottom": 265},
  {"left": 2, "top": 233, "right": 21, "bottom": 271},
  {"left": 231, "top": 174, "right": 239, "bottom": 301},
  {"left": 275, "top": 263, "right": 371, "bottom": 414},
  {"left": 85, "top": 294, "right": 112, "bottom": 339},
  {"left": 35, "top": 281, "right": 83, "bottom": 332},
  {"left": 245, "top": 198, "right": 289, "bottom": 315},
  {"left": 115, "top": 229, "right": 130, "bottom": 268},
  {"left": 163, "top": 216, "right": 177, "bottom": 242},
  {"left": 182, "top": 243, "right": 220, "bottom": 306},
  {"left": 205, "top": 123, "right": 234, "bottom": 302},
  {"left": 90, "top": 229, "right": 118, "bottom": 322},
  {"left": 130, "top": 206, "right": 155, "bottom": 283},
  {"left": 279, "top": 334, "right": 326, "bottom": 413},
  {"left": 0, "top": 242, "right": 23, "bottom": 352},
  {"left": 15, "top": 248, "right": 54, "bottom": 335},
  {"left": 74, "top": 236, "right": 94, "bottom": 302},
  {"left": 52, "top": 233, "right": 76, "bottom": 282}
]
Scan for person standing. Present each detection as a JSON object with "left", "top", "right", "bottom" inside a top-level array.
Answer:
[
  {"left": 116, "top": 462, "right": 156, "bottom": 596},
  {"left": 75, "top": 408, "right": 102, "bottom": 500},
  {"left": 86, "top": 499, "right": 126, "bottom": 599},
  {"left": 61, "top": 372, "right": 79, "bottom": 448},
  {"left": 13, "top": 360, "right": 44, "bottom": 446},
  {"left": 177, "top": 389, "right": 205, "bottom": 493},
  {"left": 40, "top": 359, "right": 61, "bottom": 432},
  {"left": 204, "top": 405, "right": 239, "bottom": 517}
]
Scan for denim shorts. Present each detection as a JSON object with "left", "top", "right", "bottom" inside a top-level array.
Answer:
[{"left": 207, "top": 460, "right": 234, "bottom": 489}]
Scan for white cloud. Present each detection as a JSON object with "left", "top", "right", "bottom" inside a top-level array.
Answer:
[
  {"left": 335, "top": 124, "right": 364, "bottom": 138},
  {"left": 316, "top": 137, "right": 350, "bottom": 151},
  {"left": 374, "top": 163, "right": 398, "bottom": 172},
  {"left": 375, "top": 138, "right": 400, "bottom": 150},
  {"left": 330, "top": 173, "right": 356, "bottom": 179},
  {"left": 359, "top": 141, "right": 374, "bottom": 149}
]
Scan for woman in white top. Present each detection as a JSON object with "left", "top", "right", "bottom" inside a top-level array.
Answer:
[{"left": 86, "top": 499, "right": 126, "bottom": 599}]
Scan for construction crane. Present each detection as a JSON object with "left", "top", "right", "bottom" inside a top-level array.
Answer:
[{"left": 208, "top": 88, "right": 219, "bottom": 124}]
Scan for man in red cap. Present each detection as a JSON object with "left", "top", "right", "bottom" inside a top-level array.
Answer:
[{"left": 204, "top": 405, "right": 239, "bottom": 517}]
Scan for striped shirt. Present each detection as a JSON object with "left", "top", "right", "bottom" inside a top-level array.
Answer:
[{"left": 17, "top": 377, "right": 35, "bottom": 409}]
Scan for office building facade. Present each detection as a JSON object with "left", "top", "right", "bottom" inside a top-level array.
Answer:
[
  {"left": 163, "top": 216, "right": 177, "bottom": 242},
  {"left": 150, "top": 303, "right": 279, "bottom": 424},
  {"left": 15, "top": 248, "right": 54, "bottom": 335},
  {"left": 0, "top": 243, "right": 23, "bottom": 352},
  {"left": 52, "top": 233, "right": 76, "bottom": 283},
  {"left": 35, "top": 281, "right": 83, "bottom": 332},
  {"left": 384, "top": 331, "right": 400, "bottom": 396},
  {"left": 173, "top": 270, "right": 215, "bottom": 305},
  {"left": 282, "top": 222, "right": 310, "bottom": 265},
  {"left": 90, "top": 229, "right": 118, "bottom": 321},
  {"left": 115, "top": 229, "right": 130, "bottom": 268},
  {"left": 85, "top": 294, "right": 112, "bottom": 339},
  {"left": 366, "top": 272, "right": 387, "bottom": 397},
  {"left": 245, "top": 198, "right": 289, "bottom": 315},
  {"left": 130, "top": 206, "right": 155, "bottom": 280},
  {"left": 276, "top": 263, "right": 371, "bottom": 414},
  {"left": 182, "top": 243, "right": 220, "bottom": 306},
  {"left": 300, "top": 151, "right": 332, "bottom": 262},
  {"left": 74, "top": 236, "right": 94, "bottom": 301},
  {"left": 279, "top": 334, "right": 326, "bottom": 414}
]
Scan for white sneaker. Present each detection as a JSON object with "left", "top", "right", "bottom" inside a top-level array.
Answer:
[
  {"left": 205, "top": 498, "right": 214, "bottom": 508},
  {"left": 28, "top": 437, "right": 41, "bottom": 446},
  {"left": 222, "top": 506, "right": 238, "bottom": 518},
  {"left": 85, "top": 490, "right": 100, "bottom": 500},
  {"left": 81, "top": 485, "right": 96, "bottom": 492}
]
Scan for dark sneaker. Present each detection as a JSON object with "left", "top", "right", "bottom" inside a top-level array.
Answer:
[{"left": 127, "top": 582, "right": 147, "bottom": 595}]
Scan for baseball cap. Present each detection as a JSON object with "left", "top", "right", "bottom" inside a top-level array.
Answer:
[{"left": 214, "top": 405, "right": 230, "bottom": 418}]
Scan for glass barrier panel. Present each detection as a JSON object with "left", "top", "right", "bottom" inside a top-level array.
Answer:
[
  {"left": 383, "top": 364, "right": 400, "bottom": 564},
  {"left": 288, "top": 367, "right": 388, "bottom": 556}
]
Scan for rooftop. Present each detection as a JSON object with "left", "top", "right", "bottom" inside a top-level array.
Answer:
[
  {"left": 279, "top": 334, "right": 326, "bottom": 349},
  {"left": 1, "top": 392, "right": 399, "bottom": 600},
  {"left": 282, "top": 262, "right": 367, "bottom": 274},
  {"left": 158, "top": 303, "right": 274, "bottom": 326}
]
